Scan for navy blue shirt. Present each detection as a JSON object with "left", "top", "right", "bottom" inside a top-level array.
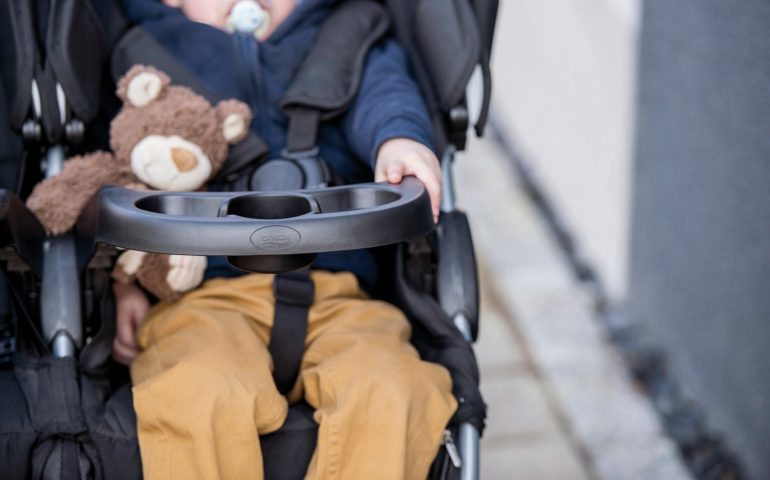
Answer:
[{"left": 122, "top": 0, "right": 435, "bottom": 290}]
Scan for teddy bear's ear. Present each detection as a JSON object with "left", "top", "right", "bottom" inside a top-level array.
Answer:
[
  {"left": 116, "top": 65, "right": 171, "bottom": 108},
  {"left": 216, "top": 100, "right": 253, "bottom": 144}
]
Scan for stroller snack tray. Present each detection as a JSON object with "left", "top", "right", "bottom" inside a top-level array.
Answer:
[{"left": 80, "top": 178, "right": 433, "bottom": 272}]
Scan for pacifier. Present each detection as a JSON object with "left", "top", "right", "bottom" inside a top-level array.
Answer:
[{"left": 227, "top": 0, "right": 271, "bottom": 38}]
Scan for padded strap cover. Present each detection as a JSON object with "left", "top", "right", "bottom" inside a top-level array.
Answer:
[{"left": 281, "top": 0, "right": 390, "bottom": 119}]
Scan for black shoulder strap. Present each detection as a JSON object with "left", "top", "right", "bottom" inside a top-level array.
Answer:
[
  {"left": 281, "top": 0, "right": 389, "bottom": 157},
  {"left": 269, "top": 270, "right": 314, "bottom": 395},
  {"left": 110, "top": 25, "right": 270, "bottom": 182}
]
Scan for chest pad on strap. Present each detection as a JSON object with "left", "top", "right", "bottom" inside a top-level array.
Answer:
[{"left": 281, "top": 0, "right": 391, "bottom": 121}]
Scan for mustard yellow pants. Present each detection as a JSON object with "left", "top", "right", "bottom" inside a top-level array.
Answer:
[{"left": 130, "top": 271, "right": 457, "bottom": 480}]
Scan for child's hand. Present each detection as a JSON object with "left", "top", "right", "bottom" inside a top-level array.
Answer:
[
  {"left": 375, "top": 138, "right": 441, "bottom": 223},
  {"left": 112, "top": 281, "right": 150, "bottom": 365}
]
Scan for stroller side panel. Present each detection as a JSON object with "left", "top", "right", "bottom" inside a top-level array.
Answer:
[{"left": 0, "top": 369, "right": 36, "bottom": 479}]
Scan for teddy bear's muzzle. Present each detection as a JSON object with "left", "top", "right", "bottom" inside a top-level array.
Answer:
[
  {"left": 171, "top": 147, "right": 199, "bottom": 172},
  {"left": 130, "top": 135, "right": 213, "bottom": 191}
]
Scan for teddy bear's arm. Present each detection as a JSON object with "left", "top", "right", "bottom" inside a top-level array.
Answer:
[
  {"left": 26, "top": 152, "right": 132, "bottom": 235},
  {"left": 132, "top": 252, "right": 207, "bottom": 302}
]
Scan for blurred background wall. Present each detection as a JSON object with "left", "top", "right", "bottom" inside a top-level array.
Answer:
[
  {"left": 491, "top": 0, "right": 770, "bottom": 478},
  {"left": 630, "top": 1, "right": 770, "bottom": 478},
  {"left": 491, "top": 0, "right": 640, "bottom": 300}
]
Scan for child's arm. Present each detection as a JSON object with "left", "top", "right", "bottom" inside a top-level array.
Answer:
[
  {"left": 112, "top": 281, "right": 150, "bottom": 365},
  {"left": 343, "top": 38, "right": 441, "bottom": 219}
]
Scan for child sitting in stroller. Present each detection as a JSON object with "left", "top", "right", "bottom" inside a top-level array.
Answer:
[{"left": 113, "top": 0, "right": 457, "bottom": 478}]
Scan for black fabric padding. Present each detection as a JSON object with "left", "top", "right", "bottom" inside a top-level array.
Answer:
[
  {"left": 0, "top": 85, "right": 23, "bottom": 192},
  {"left": 261, "top": 402, "right": 318, "bottom": 480},
  {"left": 110, "top": 25, "right": 270, "bottom": 184},
  {"left": 46, "top": 0, "right": 108, "bottom": 126},
  {"left": 0, "top": 0, "right": 36, "bottom": 132},
  {"left": 1, "top": 359, "right": 142, "bottom": 480},
  {"left": 413, "top": 0, "right": 481, "bottom": 112},
  {"left": 385, "top": 0, "right": 498, "bottom": 139},
  {"left": 88, "top": 383, "right": 142, "bottom": 480},
  {"left": 281, "top": 0, "right": 390, "bottom": 119},
  {"left": 0, "top": 272, "right": 142, "bottom": 480},
  {"left": 472, "top": 0, "right": 499, "bottom": 57},
  {"left": 393, "top": 244, "right": 486, "bottom": 433},
  {"left": 0, "top": 191, "right": 45, "bottom": 276},
  {"left": 0, "top": 368, "right": 37, "bottom": 479},
  {"left": 384, "top": 0, "right": 495, "bottom": 147},
  {"left": 436, "top": 211, "right": 479, "bottom": 342},
  {"left": 270, "top": 270, "right": 314, "bottom": 395}
]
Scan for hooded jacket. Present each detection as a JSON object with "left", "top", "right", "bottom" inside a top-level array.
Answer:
[{"left": 121, "top": 0, "right": 436, "bottom": 290}]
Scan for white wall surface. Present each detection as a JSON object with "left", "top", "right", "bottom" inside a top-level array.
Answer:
[{"left": 488, "top": 0, "right": 640, "bottom": 299}]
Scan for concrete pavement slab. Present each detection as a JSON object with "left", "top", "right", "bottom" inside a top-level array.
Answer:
[
  {"left": 457, "top": 135, "right": 691, "bottom": 480},
  {"left": 482, "top": 436, "right": 591, "bottom": 480}
]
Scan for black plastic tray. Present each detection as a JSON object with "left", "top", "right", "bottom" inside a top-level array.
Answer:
[{"left": 77, "top": 178, "right": 433, "bottom": 272}]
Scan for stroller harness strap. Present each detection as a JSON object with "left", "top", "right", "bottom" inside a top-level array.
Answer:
[{"left": 270, "top": 270, "right": 314, "bottom": 395}]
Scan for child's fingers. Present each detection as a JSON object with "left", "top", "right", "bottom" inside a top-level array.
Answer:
[
  {"left": 387, "top": 164, "right": 405, "bottom": 184},
  {"left": 375, "top": 159, "right": 406, "bottom": 184},
  {"left": 112, "top": 338, "right": 139, "bottom": 365},
  {"left": 116, "top": 308, "right": 139, "bottom": 349},
  {"left": 373, "top": 147, "right": 442, "bottom": 222},
  {"left": 410, "top": 162, "right": 441, "bottom": 222}
]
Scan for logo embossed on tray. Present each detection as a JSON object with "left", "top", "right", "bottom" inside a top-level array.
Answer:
[{"left": 251, "top": 226, "right": 301, "bottom": 251}]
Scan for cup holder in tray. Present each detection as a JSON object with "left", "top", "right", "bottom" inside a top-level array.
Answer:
[
  {"left": 135, "top": 194, "right": 226, "bottom": 217},
  {"left": 221, "top": 193, "right": 319, "bottom": 219},
  {"left": 219, "top": 194, "right": 320, "bottom": 272}
]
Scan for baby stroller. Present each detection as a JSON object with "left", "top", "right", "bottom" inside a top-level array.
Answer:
[{"left": 0, "top": 0, "right": 498, "bottom": 478}]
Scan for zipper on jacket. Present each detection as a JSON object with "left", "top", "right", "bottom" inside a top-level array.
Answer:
[
  {"left": 443, "top": 430, "right": 462, "bottom": 468},
  {"left": 234, "top": 33, "right": 268, "bottom": 140}
]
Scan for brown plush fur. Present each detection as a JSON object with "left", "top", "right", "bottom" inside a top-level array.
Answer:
[
  {"left": 110, "top": 256, "right": 135, "bottom": 285},
  {"left": 27, "top": 152, "right": 133, "bottom": 235},
  {"left": 27, "top": 65, "right": 253, "bottom": 301},
  {"left": 135, "top": 253, "right": 176, "bottom": 302},
  {"left": 111, "top": 88, "right": 226, "bottom": 173}
]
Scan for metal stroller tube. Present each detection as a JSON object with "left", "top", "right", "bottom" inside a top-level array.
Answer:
[
  {"left": 440, "top": 145, "right": 457, "bottom": 214},
  {"left": 454, "top": 313, "right": 481, "bottom": 480},
  {"left": 40, "top": 146, "right": 82, "bottom": 358},
  {"left": 439, "top": 146, "right": 481, "bottom": 480},
  {"left": 41, "top": 236, "right": 81, "bottom": 357}
]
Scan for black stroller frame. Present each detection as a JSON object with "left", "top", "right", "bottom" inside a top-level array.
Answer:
[{"left": 0, "top": 0, "right": 498, "bottom": 478}]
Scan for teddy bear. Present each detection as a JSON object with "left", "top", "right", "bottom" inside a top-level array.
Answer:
[{"left": 26, "top": 65, "right": 253, "bottom": 301}]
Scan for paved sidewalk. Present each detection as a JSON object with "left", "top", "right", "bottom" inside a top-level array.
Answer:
[
  {"left": 457, "top": 136, "right": 691, "bottom": 480},
  {"left": 476, "top": 273, "right": 592, "bottom": 480}
]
